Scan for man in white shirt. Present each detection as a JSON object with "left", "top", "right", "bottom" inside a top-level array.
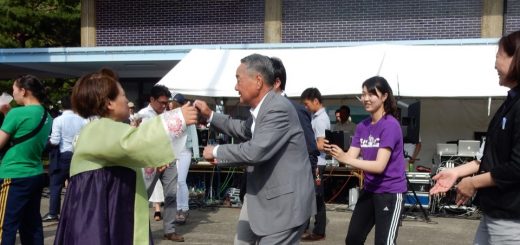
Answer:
[
  {"left": 300, "top": 87, "right": 331, "bottom": 241},
  {"left": 42, "top": 95, "right": 86, "bottom": 222},
  {"left": 137, "top": 85, "right": 185, "bottom": 242}
]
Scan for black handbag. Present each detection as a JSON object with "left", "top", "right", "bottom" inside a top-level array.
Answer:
[{"left": 0, "top": 107, "right": 48, "bottom": 156}]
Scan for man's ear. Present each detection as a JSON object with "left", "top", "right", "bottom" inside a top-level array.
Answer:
[
  {"left": 313, "top": 98, "right": 320, "bottom": 105},
  {"left": 274, "top": 79, "right": 281, "bottom": 89},
  {"left": 256, "top": 73, "right": 263, "bottom": 89}
]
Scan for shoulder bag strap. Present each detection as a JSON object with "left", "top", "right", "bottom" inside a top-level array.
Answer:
[{"left": 11, "top": 106, "right": 48, "bottom": 145}]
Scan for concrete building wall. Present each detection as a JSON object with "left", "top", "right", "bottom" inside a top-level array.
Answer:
[{"left": 96, "top": 0, "right": 520, "bottom": 46}]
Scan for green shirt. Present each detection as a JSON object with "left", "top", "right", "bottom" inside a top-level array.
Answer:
[{"left": 0, "top": 105, "right": 52, "bottom": 178}]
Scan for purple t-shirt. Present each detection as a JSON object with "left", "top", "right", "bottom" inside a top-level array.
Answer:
[{"left": 351, "top": 115, "right": 407, "bottom": 193}]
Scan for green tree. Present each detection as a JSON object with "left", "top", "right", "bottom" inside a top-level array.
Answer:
[
  {"left": 0, "top": 0, "right": 81, "bottom": 109},
  {"left": 0, "top": 0, "right": 81, "bottom": 48}
]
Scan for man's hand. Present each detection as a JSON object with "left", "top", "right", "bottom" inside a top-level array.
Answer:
[
  {"left": 193, "top": 100, "right": 213, "bottom": 119},
  {"left": 203, "top": 145, "right": 216, "bottom": 164},
  {"left": 181, "top": 101, "right": 198, "bottom": 125}
]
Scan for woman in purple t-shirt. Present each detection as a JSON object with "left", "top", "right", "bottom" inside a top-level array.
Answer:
[{"left": 328, "top": 76, "right": 407, "bottom": 245}]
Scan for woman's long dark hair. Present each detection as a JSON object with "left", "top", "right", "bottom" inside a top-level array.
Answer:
[{"left": 362, "top": 76, "right": 398, "bottom": 118}]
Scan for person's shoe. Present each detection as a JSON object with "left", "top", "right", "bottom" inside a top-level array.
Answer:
[
  {"left": 175, "top": 210, "right": 188, "bottom": 225},
  {"left": 300, "top": 231, "right": 311, "bottom": 239},
  {"left": 301, "top": 233, "right": 325, "bottom": 242},
  {"left": 163, "top": 232, "right": 184, "bottom": 242},
  {"left": 154, "top": 211, "right": 162, "bottom": 221},
  {"left": 42, "top": 213, "right": 59, "bottom": 222}
]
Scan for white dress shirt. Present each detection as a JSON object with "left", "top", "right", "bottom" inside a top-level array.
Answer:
[{"left": 49, "top": 110, "right": 87, "bottom": 153}]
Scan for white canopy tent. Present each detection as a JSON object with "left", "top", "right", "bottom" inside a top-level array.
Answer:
[
  {"left": 157, "top": 44, "right": 506, "bottom": 167},
  {"left": 157, "top": 44, "right": 505, "bottom": 98}
]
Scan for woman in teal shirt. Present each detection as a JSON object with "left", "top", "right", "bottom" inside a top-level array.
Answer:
[{"left": 0, "top": 74, "right": 52, "bottom": 245}]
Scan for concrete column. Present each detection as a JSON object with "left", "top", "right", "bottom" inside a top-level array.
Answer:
[
  {"left": 81, "top": 0, "right": 96, "bottom": 47},
  {"left": 264, "top": 0, "right": 282, "bottom": 43},
  {"left": 481, "top": 0, "right": 504, "bottom": 38}
]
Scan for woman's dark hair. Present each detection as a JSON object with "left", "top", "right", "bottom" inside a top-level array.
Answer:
[
  {"left": 362, "top": 76, "right": 398, "bottom": 118},
  {"left": 499, "top": 30, "right": 520, "bottom": 84},
  {"left": 72, "top": 68, "right": 120, "bottom": 118},
  {"left": 14, "top": 74, "right": 49, "bottom": 106}
]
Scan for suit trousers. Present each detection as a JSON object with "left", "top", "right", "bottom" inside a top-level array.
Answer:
[
  {"left": 159, "top": 164, "right": 178, "bottom": 234},
  {"left": 49, "top": 151, "right": 73, "bottom": 216},
  {"left": 234, "top": 197, "right": 307, "bottom": 245},
  {"left": 307, "top": 165, "right": 326, "bottom": 236}
]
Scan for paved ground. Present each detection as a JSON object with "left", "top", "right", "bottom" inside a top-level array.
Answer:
[{"left": 35, "top": 196, "right": 481, "bottom": 245}]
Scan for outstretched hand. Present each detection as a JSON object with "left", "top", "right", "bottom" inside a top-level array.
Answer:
[
  {"left": 430, "top": 169, "right": 458, "bottom": 195},
  {"left": 181, "top": 101, "right": 198, "bottom": 125}
]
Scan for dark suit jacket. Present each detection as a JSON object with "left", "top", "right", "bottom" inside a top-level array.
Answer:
[
  {"left": 211, "top": 91, "right": 316, "bottom": 235},
  {"left": 291, "top": 100, "right": 320, "bottom": 169}
]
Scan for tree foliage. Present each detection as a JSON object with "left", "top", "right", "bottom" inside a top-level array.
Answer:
[
  {"left": 0, "top": 0, "right": 81, "bottom": 48},
  {"left": 0, "top": 0, "right": 81, "bottom": 109}
]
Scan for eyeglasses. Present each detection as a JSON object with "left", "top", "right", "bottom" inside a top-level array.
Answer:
[{"left": 156, "top": 100, "right": 169, "bottom": 106}]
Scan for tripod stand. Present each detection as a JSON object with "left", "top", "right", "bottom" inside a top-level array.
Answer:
[{"left": 402, "top": 173, "right": 434, "bottom": 223}]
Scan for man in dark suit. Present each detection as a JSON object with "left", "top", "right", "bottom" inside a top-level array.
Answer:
[
  {"left": 194, "top": 54, "right": 315, "bottom": 244},
  {"left": 270, "top": 57, "right": 320, "bottom": 170},
  {"left": 270, "top": 57, "right": 324, "bottom": 242}
]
